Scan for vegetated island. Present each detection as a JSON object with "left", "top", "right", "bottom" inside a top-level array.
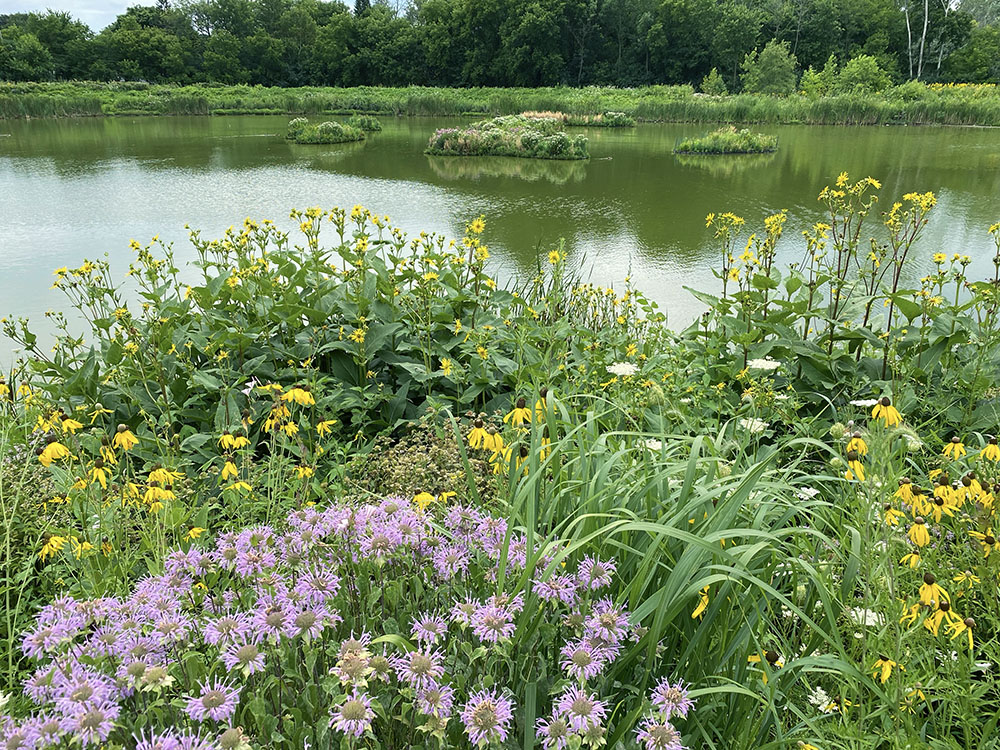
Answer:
[
  {"left": 521, "top": 110, "right": 636, "bottom": 127},
  {"left": 674, "top": 126, "right": 778, "bottom": 154},
  {"left": 425, "top": 115, "right": 589, "bottom": 160},
  {"left": 285, "top": 117, "right": 367, "bottom": 144}
]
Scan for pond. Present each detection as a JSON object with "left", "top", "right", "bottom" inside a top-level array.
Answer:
[{"left": 2, "top": 114, "right": 999, "bottom": 361}]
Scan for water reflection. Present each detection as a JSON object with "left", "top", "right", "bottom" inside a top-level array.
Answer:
[{"left": 427, "top": 154, "right": 588, "bottom": 184}]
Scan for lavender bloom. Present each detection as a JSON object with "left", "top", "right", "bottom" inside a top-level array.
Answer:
[
  {"left": 416, "top": 684, "right": 455, "bottom": 717},
  {"left": 391, "top": 649, "right": 445, "bottom": 689},
  {"left": 560, "top": 640, "right": 606, "bottom": 681},
  {"left": 293, "top": 567, "right": 341, "bottom": 605},
  {"left": 221, "top": 641, "right": 266, "bottom": 675},
  {"left": 535, "top": 575, "right": 577, "bottom": 606},
  {"left": 461, "top": 689, "right": 514, "bottom": 746},
  {"left": 135, "top": 729, "right": 217, "bottom": 750},
  {"left": 252, "top": 597, "right": 292, "bottom": 641},
  {"left": 204, "top": 614, "right": 251, "bottom": 646},
  {"left": 584, "top": 599, "right": 630, "bottom": 645},
  {"left": 471, "top": 605, "right": 515, "bottom": 644},
  {"left": 52, "top": 668, "right": 118, "bottom": 715},
  {"left": 636, "top": 717, "right": 685, "bottom": 750},
  {"left": 70, "top": 701, "right": 120, "bottom": 747},
  {"left": 286, "top": 607, "right": 328, "bottom": 639},
  {"left": 330, "top": 691, "right": 374, "bottom": 738},
  {"left": 432, "top": 544, "right": 470, "bottom": 580},
  {"left": 650, "top": 679, "right": 695, "bottom": 720},
  {"left": 411, "top": 613, "right": 448, "bottom": 646},
  {"left": 578, "top": 556, "right": 616, "bottom": 590},
  {"left": 184, "top": 679, "right": 240, "bottom": 722},
  {"left": 451, "top": 596, "right": 478, "bottom": 627},
  {"left": 535, "top": 714, "right": 571, "bottom": 750},
  {"left": 24, "top": 714, "right": 72, "bottom": 747},
  {"left": 2, "top": 721, "right": 32, "bottom": 750},
  {"left": 554, "top": 687, "right": 607, "bottom": 733},
  {"left": 24, "top": 667, "right": 56, "bottom": 704}
]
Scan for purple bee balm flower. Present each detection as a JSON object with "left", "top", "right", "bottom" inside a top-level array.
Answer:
[
  {"left": 221, "top": 641, "right": 266, "bottom": 675},
  {"left": 471, "top": 604, "right": 515, "bottom": 644},
  {"left": 24, "top": 666, "right": 56, "bottom": 704},
  {"left": 535, "top": 714, "right": 571, "bottom": 750},
  {"left": 52, "top": 667, "right": 118, "bottom": 715},
  {"left": 560, "top": 640, "right": 606, "bottom": 681},
  {"left": 584, "top": 599, "right": 630, "bottom": 645},
  {"left": 411, "top": 613, "right": 448, "bottom": 646},
  {"left": 252, "top": 598, "right": 292, "bottom": 641},
  {"left": 24, "top": 713, "right": 72, "bottom": 747},
  {"left": 391, "top": 649, "right": 445, "bottom": 689},
  {"left": 451, "top": 596, "right": 478, "bottom": 627},
  {"left": 135, "top": 729, "right": 216, "bottom": 750},
  {"left": 555, "top": 686, "right": 607, "bottom": 733},
  {"left": 535, "top": 574, "right": 578, "bottom": 606},
  {"left": 2, "top": 721, "right": 32, "bottom": 750},
  {"left": 416, "top": 683, "right": 455, "bottom": 717},
  {"left": 204, "top": 613, "right": 251, "bottom": 646},
  {"left": 461, "top": 688, "right": 514, "bottom": 746},
  {"left": 293, "top": 567, "right": 341, "bottom": 605},
  {"left": 577, "top": 556, "right": 616, "bottom": 590},
  {"left": 432, "top": 543, "right": 470, "bottom": 580},
  {"left": 330, "top": 691, "right": 374, "bottom": 738},
  {"left": 650, "top": 678, "right": 695, "bottom": 720},
  {"left": 635, "top": 717, "right": 686, "bottom": 750},
  {"left": 285, "top": 607, "right": 327, "bottom": 639},
  {"left": 70, "top": 701, "right": 120, "bottom": 747},
  {"left": 184, "top": 679, "right": 240, "bottom": 722}
]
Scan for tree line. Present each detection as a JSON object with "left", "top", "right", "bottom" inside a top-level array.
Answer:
[{"left": 1, "top": 0, "right": 998, "bottom": 89}]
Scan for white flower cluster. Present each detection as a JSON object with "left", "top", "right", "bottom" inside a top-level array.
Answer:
[
  {"left": 739, "top": 417, "right": 769, "bottom": 434},
  {"left": 747, "top": 357, "right": 781, "bottom": 371},
  {"left": 807, "top": 686, "right": 837, "bottom": 714},
  {"left": 849, "top": 398, "right": 879, "bottom": 407},
  {"left": 847, "top": 607, "right": 885, "bottom": 627},
  {"left": 606, "top": 362, "right": 638, "bottom": 377}
]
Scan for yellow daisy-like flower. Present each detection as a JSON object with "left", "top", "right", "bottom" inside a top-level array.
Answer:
[
  {"left": 883, "top": 505, "right": 904, "bottom": 526},
  {"left": 504, "top": 398, "right": 532, "bottom": 426},
  {"left": 547, "top": 250, "right": 562, "bottom": 265},
  {"left": 440, "top": 358, "right": 453, "bottom": 377},
  {"left": 845, "top": 450, "right": 865, "bottom": 482},
  {"left": 943, "top": 436, "right": 966, "bottom": 459},
  {"left": 468, "top": 419, "right": 488, "bottom": 450},
  {"left": 60, "top": 417, "right": 83, "bottom": 434},
  {"left": 871, "top": 396, "right": 902, "bottom": 427},
  {"left": 846, "top": 432, "right": 868, "bottom": 456},
  {"left": 316, "top": 419, "right": 337, "bottom": 437},
  {"left": 221, "top": 461, "right": 239, "bottom": 481},
  {"left": 39, "top": 441, "right": 71, "bottom": 467},
  {"left": 918, "top": 572, "right": 948, "bottom": 606},
  {"left": 953, "top": 570, "right": 980, "bottom": 586},
  {"left": 89, "top": 462, "right": 108, "bottom": 490},
  {"left": 946, "top": 616, "right": 975, "bottom": 650},
  {"left": 224, "top": 481, "right": 253, "bottom": 494},
  {"left": 281, "top": 422, "right": 299, "bottom": 437},
  {"left": 980, "top": 437, "right": 1000, "bottom": 462},
  {"left": 413, "top": 491, "right": 436, "bottom": 511},
  {"left": 969, "top": 528, "right": 999, "bottom": 557},
  {"left": 185, "top": 527, "right": 206, "bottom": 541},
  {"left": 483, "top": 426, "right": 503, "bottom": 453},
  {"left": 872, "top": 655, "right": 901, "bottom": 683},
  {"left": 282, "top": 385, "right": 315, "bottom": 406},
  {"left": 908, "top": 518, "right": 930, "bottom": 547},
  {"left": 900, "top": 549, "right": 921, "bottom": 568},
  {"left": 691, "top": 586, "right": 709, "bottom": 618},
  {"left": 895, "top": 478, "right": 914, "bottom": 504},
  {"left": 39, "top": 535, "right": 68, "bottom": 561},
  {"left": 294, "top": 466, "right": 314, "bottom": 479},
  {"left": 113, "top": 424, "right": 139, "bottom": 451},
  {"left": 747, "top": 651, "right": 784, "bottom": 684}
]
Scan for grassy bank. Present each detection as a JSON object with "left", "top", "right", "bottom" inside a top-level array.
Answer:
[{"left": 3, "top": 81, "right": 1000, "bottom": 126}]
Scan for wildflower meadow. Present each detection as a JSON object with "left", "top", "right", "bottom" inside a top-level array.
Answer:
[{"left": 2, "top": 172, "right": 1000, "bottom": 750}]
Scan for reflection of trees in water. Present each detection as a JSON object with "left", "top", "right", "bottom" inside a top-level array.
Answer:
[
  {"left": 673, "top": 152, "right": 777, "bottom": 178},
  {"left": 426, "top": 155, "right": 587, "bottom": 184}
]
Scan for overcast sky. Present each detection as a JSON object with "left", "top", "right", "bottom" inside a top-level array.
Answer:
[{"left": 4, "top": 0, "right": 158, "bottom": 30}]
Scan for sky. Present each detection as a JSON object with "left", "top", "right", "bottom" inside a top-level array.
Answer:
[{"left": 3, "top": 0, "right": 158, "bottom": 30}]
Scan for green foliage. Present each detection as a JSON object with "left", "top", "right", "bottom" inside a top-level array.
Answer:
[
  {"left": 347, "top": 112, "right": 382, "bottom": 131},
  {"left": 674, "top": 126, "right": 777, "bottom": 154},
  {"left": 833, "top": 54, "right": 893, "bottom": 95},
  {"left": 285, "top": 117, "right": 365, "bottom": 144},
  {"left": 425, "top": 115, "right": 590, "bottom": 160},
  {"left": 740, "top": 39, "right": 799, "bottom": 96},
  {"left": 700, "top": 67, "right": 729, "bottom": 96}
]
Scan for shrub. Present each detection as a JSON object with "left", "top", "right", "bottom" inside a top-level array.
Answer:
[
  {"left": 833, "top": 54, "right": 893, "bottom": 95},
  {"left": 285, "top": 118, "right": 365, "bottom": 144},
  {"left": 701, "top": 67, "right": 729, "bottom": 96},
  {"left": 740, "top": 40, "right": 799, "bottom": 96},
  {"left": 347, "top": 113, "right": 383, "bottom": 131}
]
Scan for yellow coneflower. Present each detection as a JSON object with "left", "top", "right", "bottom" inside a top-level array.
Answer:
[
  {"left": 39, "top": 440, "right": 70, "bottom": 467},
  {"left": 943, "top": 436, "right": 967, "bottom": 459},
  {"left": 185, "top": 527, "right": 206, "bottom": 541},
  {"left": 895, "top": 478, "right": 914, "bottom": 504},
  {"left": 489, "top": 446, "right": 514, "bottom": 475},
  {"left": 927, "top": 494, "right": 956, "bottom": 523},
  {"left": 910, "top": 486, "right": 931, "bottom": 516},
  {"left": 219, "top": 431, "right": 237, "bottom": 450},
  {"left": 908, "top": 517, "right": 930, "bottom": 547},
  {"left": 845, "top": 449, "right": 865, "bottom": 482},
  {"left": 534, "top": 387, "right": 549, "bottom": 419},
  {"left": 871, "top": 396, "right": 902, "bottom": 427},
  {"left": 282, "top": 385, "right": 315, "bottom": 406},
  {"left": 847, "top": 431, "right": 868, "bottom": 456},
  {"left": 969, "top": 528, "right": 1000, "bottom": 557},
  {"left": 224, "top": 481, "right": 252, "bottom": 494},
  {"left": 440, "top": 358, "right": 453, "bottom": 377},
  {"left": 88, "top": 404, "right": 112, "bottom": 423},
  {"left": 60, "top": 417, "right": 83, "bottom": 434},
  {"left": 747, "top": 651, "right": 784, "bottom": 684},
  {"left": 230, "top": 434, "right": 250, "bottom": 449},
  {"left": 918, "top": 572, "right": 948, "bottom": 606},
  {"left": 113, "top": 424, "right": 139, "bottom": 451},
  {"left": 540, "top": 429, "right": 552, "bottom": 461},
  {"left": 144, "top": 484, "right": 176, "bottom": 505},
  {"left": 294, "top": 466, "right": 314, "bottom": 479},
  {"left": 900, "top": 549, "right": 921, "bottom": 568},
  {"left": 872, "top": 655, "right": 901, "bottom": 683},
  {"left": 221, "top": 461, "right": 239, "bottom": 481},
  {"left": 504, "top": 397, "right": 532, "bottom": 426},
  {"left": 413, "top": 491, "right": 436, "bottom": 511},
  {"left": 980, "top": 436, "right": 1000, "bottom": 462},
  {"left": 924, "top": 600, "right": 960, "bottom": 636},
  {"left": 483, "top": 426, "right": 503, "bottom": 453},
  {"left": 900, "top": 600, "right": 921, "bottom": 625},
  {"left": 39, "top": 535, "right": 68, "bottom": 561},
  {"left": 953, "top": 570, "right": 980, "bottom": 587},
  {"left": 899, "top": 686, "right": 926, "bottom": 713},
  {"left": 884, "top": 504, "right": 904, "bottom": 526},
  {"left": 281, "top": 422, "right": 299, "bottom": 437},
  {"left": 89, "top": 460, "right": 108, "bottom": 490},
  {"left": 946, "top": 616, "right": 975, "bottom": 650},
  {"left": 468, "top": 419, "right": 488, "bottom": 449},
  {"left": 149, "top": 466, "right": 182, "bottom": 485},
  {"left": 691, "top": 586, "right": 709, "bottom": 618},
  {"left": 316, "top": 419, "right": 337, "bottom": 437},
  {"left": 70, "top": 537, "right": 93, "bottom": 560},
  {"left": 99, "top": 439, "right": 118, "bottom": 466}
]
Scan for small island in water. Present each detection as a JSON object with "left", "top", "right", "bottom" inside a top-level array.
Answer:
[
  {"left": 674, "top": 126, "right": 778, "bottom": 154},
  {"left": 425, "top": 114, "right": 590, "bottom": 160},
  {"left": 285, "top": 115, "right": 381, "bottom": 144}
]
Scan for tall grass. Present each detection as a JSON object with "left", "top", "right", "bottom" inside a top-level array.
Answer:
[{"left": 5, "top": 81, "right": 1000, "bottom": 125}]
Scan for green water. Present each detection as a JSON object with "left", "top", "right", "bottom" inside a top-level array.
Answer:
[{"left": 2, "top": 115, "right": 999, "bottom": 360}]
